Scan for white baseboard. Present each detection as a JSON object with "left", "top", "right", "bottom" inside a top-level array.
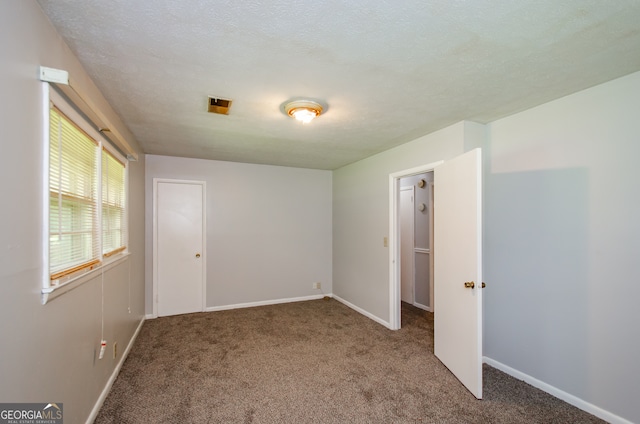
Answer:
[
  {"left": 332, "top": 294, "right": 392, "bottom": 329},
  {"left": 413, "top": 302, "right": 431, "bottom": 312},
  {"left": 145, "top": 295, "right": 330, "bottom": 318},
  {"left": 483, "top": 357, "right": 633, "bottom": 424},
  {"left": 205, "top": 294, "right": 328, "bottom": 312},
  {"left": 86, "top": 317, "right": 145, "bottom": 424}
]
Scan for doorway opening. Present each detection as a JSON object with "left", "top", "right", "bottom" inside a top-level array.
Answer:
[
  {"left": 399, "top": 172, "right": 434, "bottom": 316},
  {"left": 388, "top": 161, "right": 442, "bottom": 330},
  {"left": 390, "top": 149, "right": 484, "bottom": 398}
]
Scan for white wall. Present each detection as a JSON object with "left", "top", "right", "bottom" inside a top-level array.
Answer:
[
  {"left": 145, "top": 155, "right": 332, "bottom": 313},
  {"left": 484, "top": 71, "right": 640, "bottom": 423},
  {"left": 332, "top": 121, "right": 485, "bottom": 323},
  {"left": 0, "top": 2, "right": 145, "bottom": 423}
]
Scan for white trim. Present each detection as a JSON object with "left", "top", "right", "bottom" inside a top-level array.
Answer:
[
  {"left": 86, "top": 317, "right": 145, "bottom": 424},
  {"left": 333, "top": 295, "right": 392, "bottom": 329},
  {"left": 389, "top": 161, "right": 443, "bottom": 330},
  {"left": 152, "top": 178, "right": 207, "bottom": 317},
  {"left": 145, "top": 313, "right": 155, "bottom": 320},
  {"left": 41, "top": 253, "right": 130, "bottom": 304},
  {"left": 413, "top": 302, "right": 431, "bottom": 312},
  {"left": 44, "top": 87, "right": 130, "bottom": 296},
  {"left": 428, "top": 181, "right": 434, "bottom": 311},
  {"left": 400, "top": 185, "right": 416, "bottom": 305},
  {"left": 40, "top": 67, "right": 138, "bottom": 161},
  {"left": 483, "top": 357, "right": 633, "bottom": 424},
  {"left": 42, "top": 83, "right": 51, "bottom": 290},
  {"left": 201, "top": 181, "right": 207, "bottom": 313},
  {"left": 205, "top": 294, "right": 328, "bottom": 312},
  {"left": 152, "top": 180, "right": 159, "bottom": 317},
  {"left": 39, "top": 66, "right": 69, "bottom": 85}
]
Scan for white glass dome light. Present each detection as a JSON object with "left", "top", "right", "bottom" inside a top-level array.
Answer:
[{"left": 284, "top": 100, "right": 323, "bottom": 124}]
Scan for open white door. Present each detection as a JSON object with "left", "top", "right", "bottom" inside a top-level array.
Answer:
[{"left": 434, "top": 148, "right": 483, "bottom": 399}]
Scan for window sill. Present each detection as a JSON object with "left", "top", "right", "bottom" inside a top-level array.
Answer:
[{"left": 41, "top": 252, "right": 130, "bottom": 305}]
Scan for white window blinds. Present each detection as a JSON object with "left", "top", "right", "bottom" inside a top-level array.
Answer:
[
  {"left": 102, "top": 149, "right": 126, "bottom": 257},
  {"left": 49, "top": 107, "right": 100, "bottom": 279},
  {"left": 48, "top": 102, "right": 128, "bottom": 285}
]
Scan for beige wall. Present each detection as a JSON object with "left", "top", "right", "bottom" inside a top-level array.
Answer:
[{"left": 0, "top": 2, "right": 145, "bottom": 423}]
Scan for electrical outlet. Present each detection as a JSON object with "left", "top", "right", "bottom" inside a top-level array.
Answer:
[
  {"left": 113, "top": 342, "right": 118, "bottom": 359},
  {"left": 313, "top": 282, "right": 321, "bottom": 290}
]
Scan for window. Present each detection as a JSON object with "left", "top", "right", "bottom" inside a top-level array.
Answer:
[
  {"left": 47, "top": 94, "right": 128, "bottom": 286},
  {"left": 102, "top": 149, "right": 126, "bottom": 257}
]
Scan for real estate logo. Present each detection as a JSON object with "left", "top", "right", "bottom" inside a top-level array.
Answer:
[{"left": 0, "top": 403, "right": 63, "bottom": 424}]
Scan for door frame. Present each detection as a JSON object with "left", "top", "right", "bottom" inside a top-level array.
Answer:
[
  {"left": 389, "top": 161, "right": 443, "bottom": 330},
  {"left": 428, "top": 181, "right": 435, "bottom": 311},
  {"left": 152, "top": 178, "right": 207, "bottom": 318},
  {"left": 400, "top": 185, "right": 416, "bottom": 305}
]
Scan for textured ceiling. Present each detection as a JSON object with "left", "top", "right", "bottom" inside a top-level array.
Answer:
[{"left": 37, "top": 0, "right": 640, "bottom": 170}]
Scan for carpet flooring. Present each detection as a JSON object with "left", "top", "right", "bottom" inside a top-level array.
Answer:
[{"left": 95, "top": 299, "right": 604, "bottom": 423}]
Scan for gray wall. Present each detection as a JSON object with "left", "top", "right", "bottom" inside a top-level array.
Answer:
[
  {"left": 400, "top": 173, "right": 433, "bottom": 250},
  {"left": 333, "top": 72, "right": 640, "bottom": 422},
  {"left": 0, "top": 2, "right": 145, "bottom": 423},
  {"left": 333, "top": 121, "right": 484, "bottom": 322},
  {"left": 145, "top": 155, "right": 333, "bottom": 313},
  {"left": 484, "top": 71, "right": 640, "bottom": 423},
  {"left": 3, "top": 2, "right": 638, "bottom": 422}
]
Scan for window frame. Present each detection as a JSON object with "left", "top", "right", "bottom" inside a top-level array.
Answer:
[
  {"left": 42, "top": 85, "right": 129, "bottom": 303},
  {"left": 101, "top": 146, "right": 128, "bottom": 258}
]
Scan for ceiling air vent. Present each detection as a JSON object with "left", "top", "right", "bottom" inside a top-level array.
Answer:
[{"left": 207, "top": 97, "right": 232, "bottom": 115}]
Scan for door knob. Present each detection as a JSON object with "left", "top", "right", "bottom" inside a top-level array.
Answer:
[
  {"left": 195, "top": 253, "right": 201, "bottom": 258},
  {"left": 481, "top": 282, "right": 486, "bottom": 288},
  {"left": 464, "top": 281, "right": 475, "bottom": 289}
]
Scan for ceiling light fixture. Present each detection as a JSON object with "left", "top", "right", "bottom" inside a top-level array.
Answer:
[{"left": 284, "top": 100, "right": 323, "bottom": 124}]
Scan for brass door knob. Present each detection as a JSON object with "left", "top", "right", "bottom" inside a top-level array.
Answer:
[
  {"left": 481, "top": 282, "right": 486, "bottom": 288},
  {"left": 464, "top": 281, "right": 475, "bottom": 289},
  {"left": 195, "top": 253, "right": 201, "bottom": 258}
]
